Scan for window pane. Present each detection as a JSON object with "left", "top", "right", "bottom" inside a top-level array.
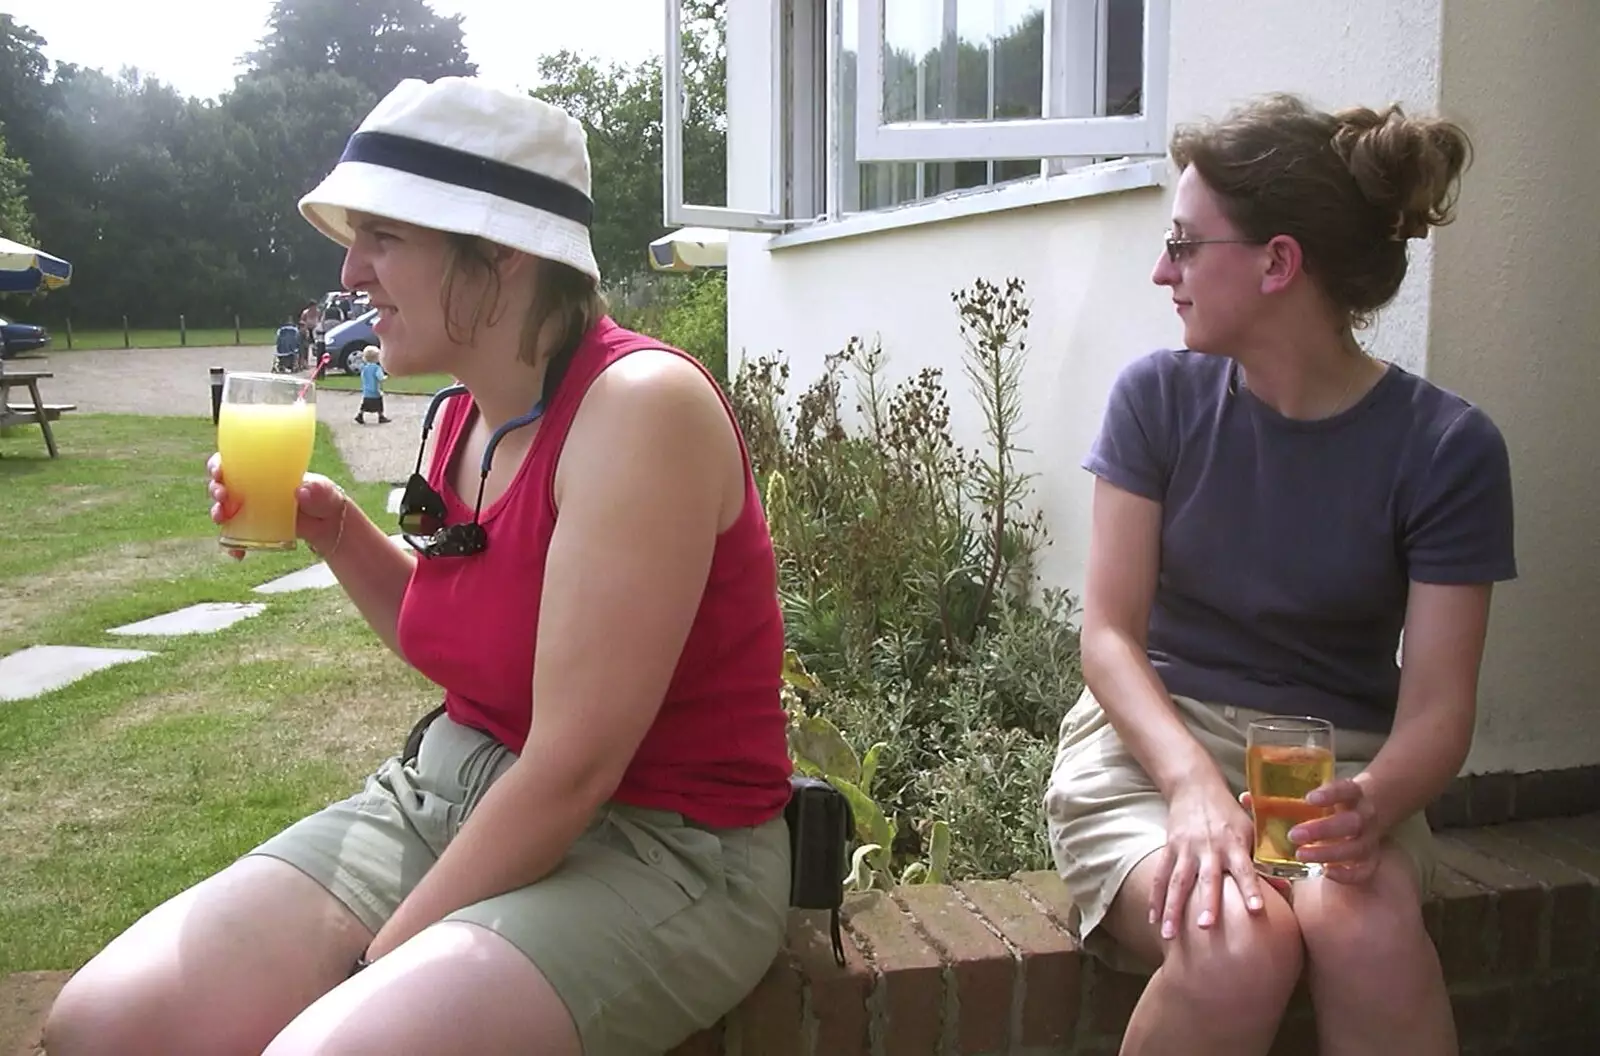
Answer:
[
  {"left": 881, "top": 0, "right": 1045, "bottom": 124},
  {"left": 1106, "top": 0, "right": 1143, "bottom": 116},
  {"left": 842, "top": 0, "right": 1158, "bottom": 213}
]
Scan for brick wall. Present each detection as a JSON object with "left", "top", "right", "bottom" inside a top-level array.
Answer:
[{"left": 671, "top": 812, "right": 1600, "bottom": 1055}]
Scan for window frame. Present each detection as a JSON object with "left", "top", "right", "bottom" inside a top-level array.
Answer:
[
  {"left": 662, "top": 0, "right": 791, "bottom": 231},
  {"left": 659, "top": 0, "right": 1169, "bottom": 234},
  {"left": 854, "top": 0, "right": 1170, "bottom": 164}
]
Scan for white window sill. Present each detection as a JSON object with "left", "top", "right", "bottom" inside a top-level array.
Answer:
[{"left": 766, "top": 157, "right": 1168, "bottom": 251}]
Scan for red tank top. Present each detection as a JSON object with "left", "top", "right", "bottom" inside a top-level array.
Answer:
[{"left": 394, "top": 319, "right": 793, "bottom": 828}]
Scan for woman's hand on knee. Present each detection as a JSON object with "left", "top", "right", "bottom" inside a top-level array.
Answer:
[{"left": 1152, "top": 783, "right": 1268, "bottom": 941}]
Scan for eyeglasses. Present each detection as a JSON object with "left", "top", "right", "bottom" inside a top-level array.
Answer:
[
  {"left": 397, "top": 384, "right": 545, "bottom": 559},
  {"left": 1164, "top": 230, "right": 1262, "bottom": 263}
]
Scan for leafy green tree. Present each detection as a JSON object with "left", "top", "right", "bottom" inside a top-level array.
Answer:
[
  {"left": 0, "top": 128, "right": 33, "bottom": 243},
  {"left": 0, "top": 0, "right": 731, "bottom": 325},
  {"left": 533, "top": 0, "right": 726, "bottom": 286},
  {"left": 248, "top": 0, "right": 477, "bottom": 98},
  {"left": 0, "top": 15, "right": 51, "bottom": 165}
]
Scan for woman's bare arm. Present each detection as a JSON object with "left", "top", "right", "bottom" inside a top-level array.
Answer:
[
  {"left": 1081, "top": 477, "right": 1223, "bottom": 798},
  {"left": 366, "top": 351, "right": 736, "bottom": 957},
  {"left": 1355, "top": 582, "right": 1492, "bottom": 831}
]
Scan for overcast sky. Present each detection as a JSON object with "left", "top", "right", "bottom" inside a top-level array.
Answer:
[{"left": 3, "top": 0, "right": 667, "bottom": 100}]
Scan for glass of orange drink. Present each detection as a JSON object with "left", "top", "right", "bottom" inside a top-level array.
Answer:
[
  {"left": 1246, "top": 716, "right": 1335, "bottom": 880},
  {"left": 217, "top": 371, "right": 317, "bottom": 551}
]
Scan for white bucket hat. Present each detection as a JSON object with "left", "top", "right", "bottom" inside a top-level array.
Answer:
[{"left": 299, "top": 77, "right": 600, "bottom": 284}]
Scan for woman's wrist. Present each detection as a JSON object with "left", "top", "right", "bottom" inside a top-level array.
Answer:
[{"left": 309, "top": 487, "right": 351, "bottom": 559}]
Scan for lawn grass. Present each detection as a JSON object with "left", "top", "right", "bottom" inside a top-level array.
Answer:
[
  {"left": 52, "top": 327, "right": 278, "bottom": 351},
  {"left": 0, "top": 414, "right": 436, "bottom": 973},
  {"left": 314, "top": 371, "right": 456, "bottom": 397}
]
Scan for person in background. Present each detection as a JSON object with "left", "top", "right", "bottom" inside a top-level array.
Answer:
[
  {"left": 273, "top": 316, "right": 301, "bottom": 374},
  {"left": 298, "top": 299, "right": 320, "bottom": 369},
  {"left": 1044, "top": 93, "right": 1514, "bottom": 1056},
  {"left": 355, "top": 344, "right": 391, "bottom": 424}
]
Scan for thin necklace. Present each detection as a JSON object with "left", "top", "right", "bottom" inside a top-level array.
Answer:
[{"left": 1238, "top": 355, "right": 1372, "bottom": 418}]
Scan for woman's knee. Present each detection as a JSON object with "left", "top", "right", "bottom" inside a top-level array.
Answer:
[
  {"left": 1295, "top": 851, "right": 1434, "bottom": 982},
  {"left": 45, "top": 859, "right": 370, "bottom": 1056},
  {"left": 44, "top": 960, "right": 179, "bottom": 1056},
  {"left": 1160, "top": 886, "right": 1305, "bottom": 1018}
]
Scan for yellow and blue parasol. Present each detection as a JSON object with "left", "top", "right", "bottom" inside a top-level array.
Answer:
[
  {"left": 0, "top": 236, "right": 72, "bottom": 293},
  {"left": 647, "top": 227, "right": 728, "bottom": 273}
]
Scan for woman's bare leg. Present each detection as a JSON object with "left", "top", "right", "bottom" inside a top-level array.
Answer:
[
  {"left": 1294, "top": 846, "right": 1457, "bottom": 1056},
  {"left": 44, "top": 857, "right": 372, "bottom": 1056},
  {"left": 1102, "top": 852, "right": 1304, "bottom": 1056},
  {"left": 263, "top": 921, "right": 580, "bottom": 1056}
]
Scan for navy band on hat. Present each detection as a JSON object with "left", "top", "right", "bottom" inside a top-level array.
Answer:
[{"left": 340, "top": 130, "right": 594, "bottom": 228}]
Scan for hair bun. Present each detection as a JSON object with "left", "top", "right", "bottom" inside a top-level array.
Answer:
[{"left": 1331, "top": 103, "right": 1472, "bottom": 240}]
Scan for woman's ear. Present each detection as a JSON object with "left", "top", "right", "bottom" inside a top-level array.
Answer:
[
  {"left": 1260, "top": 233, "right": 1305, "bottom": 296},
  {"left": 494, "top": 246, "right": 537, "bottom": 283}
]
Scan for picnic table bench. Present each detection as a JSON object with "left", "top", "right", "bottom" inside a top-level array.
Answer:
[{"left": 0, "top": 366, "right": 74, "bottom": 458}]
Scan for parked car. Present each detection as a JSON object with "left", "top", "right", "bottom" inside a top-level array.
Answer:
[
  {"left": 317, "top": 309, "right": 378, "bottom": 374},
  {"left": 0, "top": 315, "right": 50, "bottom": 359}
]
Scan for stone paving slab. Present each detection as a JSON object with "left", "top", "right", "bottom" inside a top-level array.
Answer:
[
  {"left": 252, "top": 534, "right": 415, "bottom": 596},
  {"left": 107, "top": 602, "right": 266, "bottom": 637},
  {"left": 0, "top": 646, "right": 154, "bottom": 702},
  {"left": 253, "top": 563, "right": 339, "bottom": 594}
]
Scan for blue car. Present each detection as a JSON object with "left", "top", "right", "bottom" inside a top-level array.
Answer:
[
  {"left": 317, "top": 309, "right": 378, "bottom": 375},
  {"left": 0, "top": 314, "right": 50, "bottom": 359}
]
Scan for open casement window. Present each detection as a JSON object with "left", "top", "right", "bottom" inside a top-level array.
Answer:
[
  {"left": 663, "top": 0, "right": 798, "bottom": 231},
  {"left": 853, "top": 0, "right": 1169, "bottom": 165}
]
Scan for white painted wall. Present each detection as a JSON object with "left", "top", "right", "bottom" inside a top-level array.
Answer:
[
  {"left": 1430, "top": 0, "right": 1600, "bottom": 774},
  {"left": 728, "top": 0, "right": 1445, "bottom": 594},
  {"left": 728, "top": 1, "right": 1600, "bottom": 773}
]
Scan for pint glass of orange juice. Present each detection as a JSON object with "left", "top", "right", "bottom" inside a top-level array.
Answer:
[
  {"left": 217, "top": 372, "right": 316, "bottom": 551},
  {"left": 1246, "top": 716, "right": 1335, "bottom": 880}
]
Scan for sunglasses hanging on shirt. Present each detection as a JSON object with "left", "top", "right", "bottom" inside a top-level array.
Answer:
[{"left": 397, "top": 384, "right": 543, "bottom": 559}]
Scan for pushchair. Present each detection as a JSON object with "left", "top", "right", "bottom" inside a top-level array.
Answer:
[{"left": 272, "top": 323, "right": 301, "bottom": 373}]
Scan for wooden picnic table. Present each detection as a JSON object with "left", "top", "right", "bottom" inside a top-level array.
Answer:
[{"left": 0, "top": 366, "right": 75, "bottom": 458}]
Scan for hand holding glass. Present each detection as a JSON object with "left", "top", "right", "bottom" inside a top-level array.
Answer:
[
  {"left": 216, "top": 372, "right": 316, "bottom": 551},
  {"left": 1246, "top": 716, "right": 1335, "bottom": 880}
]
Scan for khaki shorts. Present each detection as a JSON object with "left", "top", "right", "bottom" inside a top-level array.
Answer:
[
  {"left": 247, "top": 712, "right": 791, "bottom": 1055},
  {"left": 1043, "top": 690, "right": 1435, "bottom": 975}
]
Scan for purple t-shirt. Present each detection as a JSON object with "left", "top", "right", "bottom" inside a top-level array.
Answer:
[{"left": 1086, "top": 350, "right": 1517, "bottom": 732}]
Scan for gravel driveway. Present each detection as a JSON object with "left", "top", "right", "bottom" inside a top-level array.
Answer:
[{"left": 16, "top": 345, "right": 425, "bottom": 483}]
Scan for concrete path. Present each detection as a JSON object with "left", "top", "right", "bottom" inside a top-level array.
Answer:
[{"left": 26, "top": 345, "right": 425, "bottom": 484}]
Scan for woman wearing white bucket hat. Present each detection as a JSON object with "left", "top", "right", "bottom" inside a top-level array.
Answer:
[{"left": 48, "top": 78, "right": 794, "bottom": 1056}]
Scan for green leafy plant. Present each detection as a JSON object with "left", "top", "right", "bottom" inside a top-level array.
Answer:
[
  {"left": 745, "top": 278, "right": 1082, "bottom": 885},
  {"left": 609, "top": 271, "right": 728, "bottom": 380},
  {"left": 784, "top": 652, "right": 951, "bottom": 892}
]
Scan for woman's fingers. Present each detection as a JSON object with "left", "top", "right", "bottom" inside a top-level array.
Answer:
[
  {"left": 1297, "top": 834, "right": 1378, "bottom": 865},
  {"left": 1292, "top": 809, "right": 1364, "bottom": 846},
  {"left": 1160, "top": 850, "right": 1196, "bottom": 941},
  {"left": 1226, "top": 842, "right": 1268, "bottom": 912},
  {"left": 295, "top": 475, "right": 347, "bottom": 519},
  {"left": 1193, "top": 852, "right": 1222, "bottom": 929},
  {"left": 1147, "top": 844, "right": 1175, "bottom": 928}
]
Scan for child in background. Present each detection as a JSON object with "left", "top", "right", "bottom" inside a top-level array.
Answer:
[
  {"left": 355, "top": 345, "right": 391, "bottom": 424},
  {"left": 274, "top": 318, "right": 301, "bottom": 373}
]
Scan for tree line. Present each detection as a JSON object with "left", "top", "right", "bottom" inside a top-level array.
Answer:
[{"left": 0, "top": 0, "right": 725, "bottom": 329}]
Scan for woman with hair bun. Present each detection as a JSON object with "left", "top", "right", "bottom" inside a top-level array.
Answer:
[{"left": 1046, "top": 94, "right": 1513, "bottom": 1055}]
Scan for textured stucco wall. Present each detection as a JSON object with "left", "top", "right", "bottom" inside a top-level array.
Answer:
[{"left": 1432, "top": 0, "right": 1600, "bottom": 773}]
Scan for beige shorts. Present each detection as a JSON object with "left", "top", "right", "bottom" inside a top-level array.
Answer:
[
  {"left": 1043, "top": 690, "right": 1435, "bottom": 974},
  {"left": 247, "top": 712, "right": 791, "bottom": 1055}
]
